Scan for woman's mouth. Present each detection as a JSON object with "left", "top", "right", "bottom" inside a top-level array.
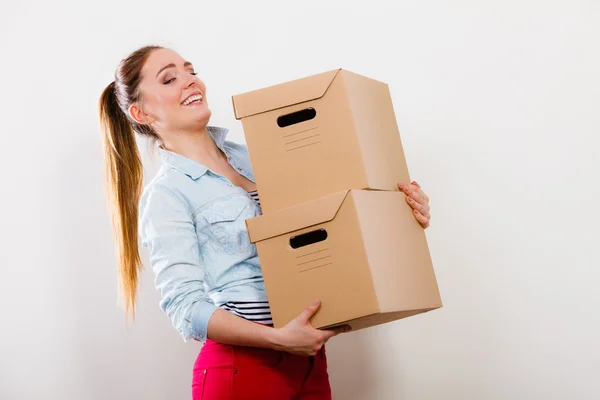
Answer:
[{"left": 181, "top": 93, "right": 204, "bottom": 106}]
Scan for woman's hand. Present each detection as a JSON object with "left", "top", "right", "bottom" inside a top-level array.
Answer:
[
  {"left": 398, "top": 180, "right": 431, "bottom": 228},
  {"left": 270, "top": 300, "right": 351, "bottom": 356}
]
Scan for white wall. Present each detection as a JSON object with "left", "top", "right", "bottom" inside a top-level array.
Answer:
[{"left": 1, "top": 1, "right": 598, "bottom": 399}]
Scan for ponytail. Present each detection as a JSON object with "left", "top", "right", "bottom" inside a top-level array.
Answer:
[{"left": 99, "top": 81, "right": 144, "bottom": 319}]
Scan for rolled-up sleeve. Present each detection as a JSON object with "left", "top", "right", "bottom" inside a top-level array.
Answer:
[{"left": 138, "top": 183, "right": 217, "bottom": 342}]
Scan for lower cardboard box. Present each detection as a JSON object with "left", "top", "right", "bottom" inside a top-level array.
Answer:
[{"left": 245, "top": 189, "right": 442, "bottom": 331}]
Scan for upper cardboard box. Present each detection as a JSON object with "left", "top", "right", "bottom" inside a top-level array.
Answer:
[
  {"left": 232, "top": 69, "right": 411, "bottom": 213},
  {"left": 233, "top": 69, "right": 340, "bottom": 119}
]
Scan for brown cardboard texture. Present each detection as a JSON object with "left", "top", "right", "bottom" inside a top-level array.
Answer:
[
  {"left": 245, "top": 190, "right": 442, "bottom": 331},
  {"left": 232, "top": 69, "right": 411, "bottom": 213}
]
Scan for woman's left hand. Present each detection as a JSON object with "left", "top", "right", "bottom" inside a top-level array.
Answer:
[{"left": 397, "top": 181, "right": 431, "bottom": 229}]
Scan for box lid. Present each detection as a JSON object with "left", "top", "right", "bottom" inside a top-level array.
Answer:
[
  {"left": 246, "top": 190, "right": 350, "bottom": 243},
  {"left": 232, "top": 69, "right": 341, "bottom": 119}
]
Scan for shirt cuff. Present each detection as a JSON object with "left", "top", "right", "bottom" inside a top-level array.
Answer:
[{"left": 189, "top": 300, "right": 219, "bottom": 342}]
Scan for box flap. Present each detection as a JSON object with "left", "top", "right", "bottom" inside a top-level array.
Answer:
[
  {"left": 232, "top": 69, "right": 341, "bottom": 119},
  {"left": 246, "top": 190, "right": 350, "bottom": 243}
]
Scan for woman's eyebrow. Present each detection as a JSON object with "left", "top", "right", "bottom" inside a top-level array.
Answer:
[{"left": 156, "top": 61, "right": 193, "bottom": 78}]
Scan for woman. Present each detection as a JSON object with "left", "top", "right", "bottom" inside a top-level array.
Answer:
[{"left": 98, "top": 45, "right": 432, "bottom": 399}]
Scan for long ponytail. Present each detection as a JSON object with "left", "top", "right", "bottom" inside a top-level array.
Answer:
[
  {"left": 99, "top": 81, "right": 144, "bottom": 319},
  {"left": 98, "top": 45, "right": 162, "bottom": 318}
]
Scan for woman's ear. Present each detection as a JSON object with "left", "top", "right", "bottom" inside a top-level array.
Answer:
[{"left": 128, "top": 103, "right": 154, "bottom": 125}]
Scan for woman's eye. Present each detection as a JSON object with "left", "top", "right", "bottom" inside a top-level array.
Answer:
[{"left": 164, "top": 72, "right": 197, "bottom": 84}]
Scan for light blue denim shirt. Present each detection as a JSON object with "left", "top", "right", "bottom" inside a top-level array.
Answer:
[{"left": 138, "top": 126, "right": 267, "bottom": 342}]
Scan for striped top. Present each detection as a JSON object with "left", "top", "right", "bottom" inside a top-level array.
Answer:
[
  {"left": 221, "top": 301, "right": 273, "bottom": 325},
  {"left": 247, "top": 189, "right": 261, "bottom": 208},
  {"left": 218, "top": 189, "right": 272, "bottom": 325}
]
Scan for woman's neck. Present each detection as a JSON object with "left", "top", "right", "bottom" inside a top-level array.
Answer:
[{"left": 161, "top": 127, "right": 225, "bottom": 166}]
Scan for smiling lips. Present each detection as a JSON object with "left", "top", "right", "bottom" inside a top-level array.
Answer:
[{"left": 181, "top": 93, "right": 203, "bottom": 106}]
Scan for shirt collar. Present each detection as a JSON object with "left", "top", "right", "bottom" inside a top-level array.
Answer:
[{"left": 158, "top": 125, "right": 229, "bottom": 180}]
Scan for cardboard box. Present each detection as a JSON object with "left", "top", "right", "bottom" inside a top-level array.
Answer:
[
  {"left": 245, "top": 189, "right": 442, "bottom": 331},
  {"left": 233, "top": 68, "right": 410, "bottom": 213}
]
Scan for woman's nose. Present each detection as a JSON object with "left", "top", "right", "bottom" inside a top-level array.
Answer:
[
  {"left": 184, "top": 77, "right": 196, "bottom": 89},
  {"left": 182, "top": 73, "right": 197, "bottom": 89}
]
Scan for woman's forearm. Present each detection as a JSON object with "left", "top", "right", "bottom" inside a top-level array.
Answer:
[{"left": 205, "top": 308, "right": 283, "bottom": 349}]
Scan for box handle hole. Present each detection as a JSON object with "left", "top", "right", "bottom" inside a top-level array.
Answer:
[
  {"left": 290, "top": 229, "right": 327, "bottom": 249},
  {"left": 277, "top": 108, "right": 316, "bottom": 127}
]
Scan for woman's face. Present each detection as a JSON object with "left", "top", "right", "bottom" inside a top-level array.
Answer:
[{"left": 131, "top": 48, "right": 211, "bottom": 134}]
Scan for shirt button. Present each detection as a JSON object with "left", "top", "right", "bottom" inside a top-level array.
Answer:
[{"left": 237, "top": 167, "right": 242, "bottom": 171}]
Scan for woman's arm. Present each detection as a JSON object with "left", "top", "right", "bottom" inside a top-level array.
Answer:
[
  {"left": 139, "top": 183, "right": 218, "bottom": 342},
  {"left": 207, "top": 300, "right": 349, "bottom": 356},
  {"left": 139, "top": 184, "right": 348, "bottom": 355}
]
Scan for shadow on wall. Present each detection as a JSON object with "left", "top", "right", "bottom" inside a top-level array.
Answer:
[
  {"left": 54, "top": 130, "right": 199, "bottom": 400},
  {"left": 327, "top": 327, "right": 399, "bottom": 400}
]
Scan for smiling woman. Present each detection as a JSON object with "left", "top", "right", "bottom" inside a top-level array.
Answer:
[{"left": 97, "top": 46, "right": 351, "bottom": 400}]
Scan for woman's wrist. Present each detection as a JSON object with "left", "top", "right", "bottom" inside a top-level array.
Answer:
[{"left": 265, "top": 327, "right": 286, "bottom": 351}]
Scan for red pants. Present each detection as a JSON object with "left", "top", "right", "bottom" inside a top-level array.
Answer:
[{"left": 192, "top": 339, "right": 332, "bottom": 399}]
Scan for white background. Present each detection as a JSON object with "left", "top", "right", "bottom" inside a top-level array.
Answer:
[{"left": 1, "top": 0, "right": 599, "bottom": 399}]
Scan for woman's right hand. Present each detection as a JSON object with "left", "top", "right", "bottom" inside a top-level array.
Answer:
[{"left": 270, "top": 300, "right": 351, "bottom": 356}]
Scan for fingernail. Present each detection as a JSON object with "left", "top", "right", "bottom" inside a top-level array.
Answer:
[
  {"left": 407, "top": 197, "right": 413, "bottom": 202},
  {"left": 312, "top": 300, "right": 319, "bottom": 306},
  {"left": 414, "top": 209, "right": 419, "bottom": 214}
]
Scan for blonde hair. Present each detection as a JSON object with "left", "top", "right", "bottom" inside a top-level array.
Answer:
[{"left": 98, "top": 45, "right": 162, "bottom": 318}]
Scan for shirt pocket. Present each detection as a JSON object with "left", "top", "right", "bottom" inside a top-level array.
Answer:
[{"left": 199, "top": 196, "right": 255, "bottom": 256}]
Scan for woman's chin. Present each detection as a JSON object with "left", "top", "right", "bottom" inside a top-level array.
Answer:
[
  {"left": 186, "top": 106, "right": 211, "bottom": 121},
  {"left": 181, "top": 109, "right": 212, "bottom": 130}
]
